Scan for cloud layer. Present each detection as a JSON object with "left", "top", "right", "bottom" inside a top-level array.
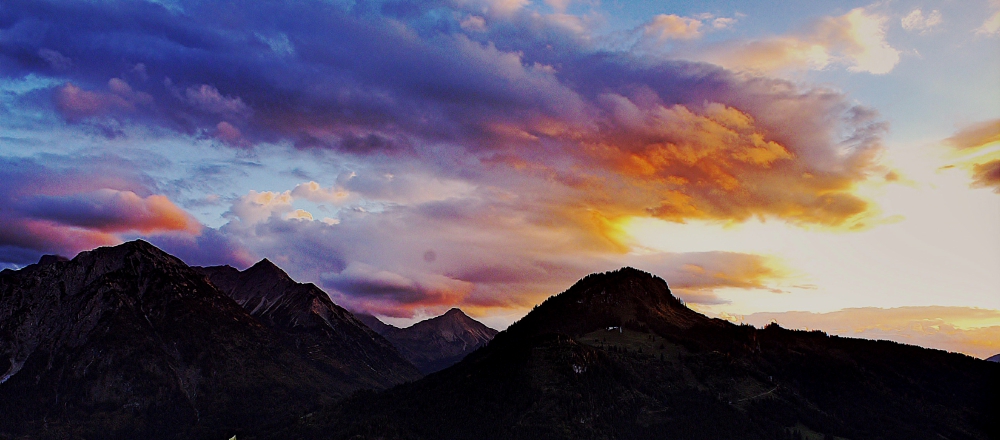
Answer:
[{"left": 0, "top": 0, "right": 894, "bottom": 315}]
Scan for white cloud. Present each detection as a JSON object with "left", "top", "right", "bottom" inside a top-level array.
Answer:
[
  {"left": 976, "top": 10, "right": 1000, "bottom": 35},
  {"left": 901, "top": 9, "right": 942, "bottom": 33}
]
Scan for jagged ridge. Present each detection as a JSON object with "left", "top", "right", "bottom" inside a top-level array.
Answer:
[
  {"left": 197, "top": 261, "right": 420, "bottom": 387},
  {"left": 0, "top": 240, "right": 415, "bottom": 439}
]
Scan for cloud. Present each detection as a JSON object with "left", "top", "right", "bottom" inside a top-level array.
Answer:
[
  {"left": 946, "top": 119, "right": 1000, "bottom": 150},
  {"left": 644, "top": 15, "right": 703, "bottom": 41},
  {"left": 0, "top": 0, "right": 892, "bottom": 316},
  {"left": 944, "top": 119, "right": 1000, "bottom": 192},
  {"left": 970, "top": 160, "right": 1000, "bottom": 192},
  {"left": 736, "top": 307, "right": 1000, "bottom": 358},
  {"left": 18, "top": 189, "right": 200, "bottom": 234},
  {"left": 622, "top": 251, "right": 788, "bottom": 304},
  {"left": 976, "top": 10, "right": 1000, "bottom": 35},
  {"left": 183, "top": 84, "right": 250, "bottom": 117},
  {"left": 695, "top": 8, "right": 900, "bottom": 74},
  {"left": 171, "top": 180, "right": 792, "bottom": 317},
  {"left": 901, "top": 9, "right": 942, "bottom": 33},
  {"left": 0, "top": 155, "right": 203, "bottom": 266},
  {"left": 37, "top": 48, "right": 73, "bottom": 70},
  {"left": 290, "top": 181, "right": 353, "bottom": 204},
  {"left": 321, "top": 263, "right": 475, "bottom": 317},
  {"left": 147, "top": 228, "right": 255, "bottom": 268},
  {"left": 55, "top": 79, "right": 153, "bottom": 120}
]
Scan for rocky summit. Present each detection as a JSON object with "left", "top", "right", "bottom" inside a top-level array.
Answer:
[{"left": 0, "top": 240, "right": 417, "bottom": 440}]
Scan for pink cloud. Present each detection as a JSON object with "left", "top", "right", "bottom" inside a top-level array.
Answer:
[{"left": 54, "top": 79, "right": 152, "bottom": 120}]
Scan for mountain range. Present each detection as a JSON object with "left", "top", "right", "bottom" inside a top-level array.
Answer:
[
  {"left": 268, "top": 267, "right": 1000, "bottom": 440},
  {"left": 357, "top": 309, "right": 498, "bottom": 374},
  {"left": 0, "top": 241, "right": 417, "bottom": 439},
  {"left": 1, "top": 242, "right": 997, "bottom": 439}
]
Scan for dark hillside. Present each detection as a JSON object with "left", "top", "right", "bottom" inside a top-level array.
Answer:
[{"left": 265, "top": 268, "right": 999, "bottom": 440}]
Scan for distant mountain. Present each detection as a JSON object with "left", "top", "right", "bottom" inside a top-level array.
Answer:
[
  {"left": 988, "top": 354, "right": 1000, "bottom": 363},
  {"left": 197, "top": 261, "right": 420, "bottom": 388},
  {"left": 355, "top": 312, "right": 398, "bottom": 335},
  {"left": 358, "top": 309, "right": 498, "bottom": 374},
  {"left": 272, "top": 267, "right": 1000, "bottom": 440},
  {"left": 0, "top": 241, "right": 416, "bottom": 439}
]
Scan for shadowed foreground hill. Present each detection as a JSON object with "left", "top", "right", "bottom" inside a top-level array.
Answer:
[
  {"left": 268, "top": 268, "right": 1000, "bottom": 440},
  {"left": 358, "top": 309, "right": 498, "bottom": 374},
  {"left": 0, "top": 241, "right": 416, "bottom": 440}
]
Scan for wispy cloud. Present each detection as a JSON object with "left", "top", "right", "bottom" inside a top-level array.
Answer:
[
  {"left": 944, "top": 119, "right": 1000, "bottom": 192},
  {"left": 690, "top": 8, "right": 900, "bottom": 74},
  {"left": 901, "top": 9, "right": 942, "bottom": 33}
]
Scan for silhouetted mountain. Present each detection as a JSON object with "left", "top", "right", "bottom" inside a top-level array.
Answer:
[
  {"left": 269, "top": 267, "right": 1000, "bottom": 440},
  {"left": 0, "top": 241, "right": 414, "bottom": 439},
  {"left": 359, "top": 309, "right": 498, "bottom": 373},
  {"left": 36, "top": 254, "right": 69, "bottom": 265},
  {"left": 355, "top": 312, "right": 398, "bottom": 335},
  {"left": 988, "top": 354, "right": 1000, "bottom": 363},
  {"left": 197, "top": 261, "right": 420, "bottom": 388}
]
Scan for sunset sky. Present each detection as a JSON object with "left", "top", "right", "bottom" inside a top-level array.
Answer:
[{"left": 1, "top": 0, "right": 998, "bottom": 357}]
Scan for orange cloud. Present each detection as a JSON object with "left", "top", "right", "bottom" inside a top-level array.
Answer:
[
  {"left": 537, "top": 97, "right": 881, "bottom": 229},
  {"left": 644, "top": 14, "right": 703, "bottom": 40},
  {"left": 22, "top": 189, "right": 201, "bottom": 235},
  {"left": 947, "top": 119, "right": 1000, "bottom": 150},
  {"left": 970, "top": 160, "right": 1000, "bottom": 192},
  {"left": 944, "top": 119, "right": 1000, "bottom": 192},
  {"left": 736, "top": 306, "right": 1000, "bottom": 359}
]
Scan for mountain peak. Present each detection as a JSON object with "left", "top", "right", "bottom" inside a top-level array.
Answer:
[
  {"left": 376, "top": 308, "right": 498, "bottom": 374},
  {"left": 443, "top": 307, "right": 467, "bottom": 317},
  {"left": 246, "top": 258, "right": 291, "bottom": 280},
  {"left": 501, "top": 266, "right": 707, "bottom": 341},
  {"left": 37, "top": 254, "right": 69, "bottom": 265}
]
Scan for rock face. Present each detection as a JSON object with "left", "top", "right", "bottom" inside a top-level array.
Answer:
[
  {"left": 197, "top": 261, "right": 420, "bottom": 388},
  {"left": 0, "top": 241, "right": 416, "bottom": 439},
  {"left": 283, "top": 267, "right": 1000, "bottom": 440},
  {"left": 358, "top": 309, "right": 498, "bottom": 374}
]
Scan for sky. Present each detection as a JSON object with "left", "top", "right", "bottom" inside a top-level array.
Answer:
[{"left": 1, "top": 0, "right": 998, "bottom": 358}]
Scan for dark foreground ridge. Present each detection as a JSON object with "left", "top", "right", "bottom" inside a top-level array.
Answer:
[
  {"left": 268, "top": 267, "right": 1000, "bottom": 440},
  {"left": 0, "top": 240, "right": 417, "bottom": 439},
  {"left": 359, "top": 308, "right": 498, "bottom": 374},
  {"left": 2, "top": 246, "right": 998, "bottom": 440}
]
